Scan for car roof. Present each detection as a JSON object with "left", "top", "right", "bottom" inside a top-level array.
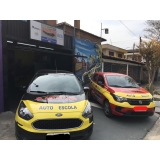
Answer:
[
  {"left": 94, "top": 72, "right": 126, "bottom": 76},
  {"left": 35, "top": 70, "right": 73, "bottom": 75}
]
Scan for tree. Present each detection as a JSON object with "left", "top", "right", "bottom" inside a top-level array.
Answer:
[
  {"left": 137, "top": 20, "right": 160, "bottom": 95},
  {"left": 138, "top": 40, "right": 160, "bottom": 94},
  {"left": 144, "top": 20, "right": 160, "bottom": 41}
]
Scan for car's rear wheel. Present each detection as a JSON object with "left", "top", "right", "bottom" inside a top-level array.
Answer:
[{"left": 104, "top": 100, "right": 113, "bottom": 118}]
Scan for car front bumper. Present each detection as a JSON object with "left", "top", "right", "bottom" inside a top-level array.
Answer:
[
  {"left": 15, "top": 122, "right": 93, "bottom": 140},
  {"left": 110, "top": 103, "right": 155, "bottom": 117}
]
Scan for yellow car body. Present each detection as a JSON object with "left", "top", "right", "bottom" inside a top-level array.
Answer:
[{"left": 15, "top": 70, "right": 93, "bottom": 140}]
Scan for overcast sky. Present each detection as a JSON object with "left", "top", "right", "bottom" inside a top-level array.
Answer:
[
  {"left": 0, "top": 1, "right": 154, "bottom": 51},
  {"left": 58, "top": 20, "right": 148, "bottom": 50}
]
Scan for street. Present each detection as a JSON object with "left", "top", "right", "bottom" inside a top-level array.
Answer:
[
  {"left": 0, "top": 100, "right": 159, "bottom": 140},
  {"left": 89, "top": 101, "right": 159, "bottom": 140}
]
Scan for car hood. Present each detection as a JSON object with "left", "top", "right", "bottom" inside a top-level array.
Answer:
[
  {"left": 21, "top": 93, "right": 88, "bottom": 114},
  {"left": 23, "top": 100, "right": 88, "bottom": 114},
  {"left": 109, "top": 87, "right": 152, "bottom": 99}
]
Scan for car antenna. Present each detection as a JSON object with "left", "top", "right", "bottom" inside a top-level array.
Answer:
[{"left": 55, "top": 60, "right": 57, "bottom": 73}]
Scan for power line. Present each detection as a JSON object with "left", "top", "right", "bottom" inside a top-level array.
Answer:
[
  {"left": 119, "top": 20, "right": 139, "bottom": 38},
  {"left": 112, "top": 39, "right": 140, "bottom": 43},
  {"left": 112, "top": 39, "right": 138, "bottom": 43}
]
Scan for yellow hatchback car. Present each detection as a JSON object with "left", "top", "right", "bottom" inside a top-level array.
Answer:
[{"left": 15, "top": 70, "right": 93, "bottom": 140}]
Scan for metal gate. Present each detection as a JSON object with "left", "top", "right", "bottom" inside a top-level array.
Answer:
[
  {"left": 103, "top": 62, "right": 141, "bottom": 83},
  {"left": 104, "top": 62, "right": 127, "bottom": 74},
  {"left": 128, "top": 65, "right": 141, "bottom": 83}
]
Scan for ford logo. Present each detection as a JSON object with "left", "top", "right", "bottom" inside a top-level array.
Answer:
[
  {"left": 139, "top": 100, "right": 142, "bottom": 104},
  {"left": 56, "top": 113, "right": 62, "bottom": 117}
]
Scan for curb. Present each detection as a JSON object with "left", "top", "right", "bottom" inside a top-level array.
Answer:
[
  {"left": 154, "top": 101, "right": 160, "bottom": 107},
  {"left": 155, "top": 99, "right": 160, "bottom": 114}
]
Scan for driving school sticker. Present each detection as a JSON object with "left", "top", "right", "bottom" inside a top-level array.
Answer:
[
  {"left": 59, "top": 106, "right": 77, "bottom": 110},
  {"left": 39, "top": 106, "right": 53, "bottom": 110}
]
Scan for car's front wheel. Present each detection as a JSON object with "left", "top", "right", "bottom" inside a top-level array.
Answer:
[{"left": 104, "top": 100, "right": 113, "bottom": 118}]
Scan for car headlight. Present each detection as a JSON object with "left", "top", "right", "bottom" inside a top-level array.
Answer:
[
  {"left": 18, "top": 101, "right": 33, "bottom": 120},
  {"left": 110, "top": 93, "right": 128, "bottom": 102},
  {"left": 82, "top": 101, "right": 92, "bottom": 118}
]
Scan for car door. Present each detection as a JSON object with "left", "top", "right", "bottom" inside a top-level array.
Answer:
[
  {"left": 90, "top": 73, "right": 99, "bottom": 100},
  {"left": 95, "top": 75, "right": 106, "bottom": 104}
]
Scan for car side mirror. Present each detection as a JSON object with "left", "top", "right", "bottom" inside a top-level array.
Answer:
[
  {"left": 98, "top": 81, "right": 104, "bottom": 86},
  {"left": 84, "top": 87, "right": 90, "bottom": 99},
  {"left": 84, "top": 87, "right": 90, "bottom": 92}
]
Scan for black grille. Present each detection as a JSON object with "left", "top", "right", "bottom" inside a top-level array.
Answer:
[
  {"left": 32, "top": 119, "right": 83, "bottom": 130},
  {"left": 127, "top": 99, "right": 152, "bottom": 105}
]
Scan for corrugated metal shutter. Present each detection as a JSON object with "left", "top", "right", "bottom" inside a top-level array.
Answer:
[
  {"left": 104, "top": 62, "right": 112, "bottom": 72},
  {"left": 128, "top": 65, "right": 141, "bottom": 83},
  {"left": 104, "top": 62, "right": 127, "bottom": 74}
]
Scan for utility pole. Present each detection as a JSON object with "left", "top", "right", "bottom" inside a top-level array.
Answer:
[
  {"left": 100, "top": 23, "right": 109, "bottom": 72},
  {"left": 139, "top": 37, "right": 141, "bottom": 54},
  {"left": 100, "top": 23, "right": 108, "bottom": 44},
  {"left": 132, "top": 42, "right": 135, "bottom": 61}
]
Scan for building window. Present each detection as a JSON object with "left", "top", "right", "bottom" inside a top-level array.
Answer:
[
  {"left": 109, "top": 51, "right": 114, "bottom": 56},
  {"left": 118, "top": 53, "right": 122, "bottom": 58},
  {"left": 133, "top": 57, "right": 138, "bottom": 61}
]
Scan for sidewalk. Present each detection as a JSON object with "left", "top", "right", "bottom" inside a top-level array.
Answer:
[
  {"left": 143, "top": 109, "right": 160, "bottom": 140},
  {"left": 0, "top": 111, "right": 16, "bottom": 140},
  {"left": 143, "top": 81, "right": 160, "bottom": 140}
]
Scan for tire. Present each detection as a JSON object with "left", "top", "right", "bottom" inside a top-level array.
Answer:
[{"left": 104, "top": 100, "right": 113, "bottom": 118}]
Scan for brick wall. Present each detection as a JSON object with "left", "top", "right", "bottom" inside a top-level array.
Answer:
[
  {"left": 38, "top": 20, "right": 57, "bottom": 26},
  {"left": 64, "top": 25, "right": 100, "bottom": 43}
]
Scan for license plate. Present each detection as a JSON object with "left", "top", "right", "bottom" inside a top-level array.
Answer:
[
  {"left": 46, "top": 133, "right": 70, "bottom": 140},
  {"left": 133, "top": 106, "right": 147, "bottom": 112}
]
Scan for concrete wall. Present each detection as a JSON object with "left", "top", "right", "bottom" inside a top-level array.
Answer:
[{"left": 102, "top": 44, "right": 127, "bottom": 59}]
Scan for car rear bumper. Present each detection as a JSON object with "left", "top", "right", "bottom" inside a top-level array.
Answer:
[{"left": 15, "top": 122, "right": 93, "bottom": 140}]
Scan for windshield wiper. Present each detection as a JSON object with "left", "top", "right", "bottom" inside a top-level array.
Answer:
[
  {"left": 30, "top": 91, "right": 78, "bottom": 95},
  {"left": 47, "top": 91, "right": 79, "bottom": 95},
  {"left": 109, "top": 85, "right": 123, "bottom": 87},
  {"left": 30, "top": 91, "right": 48, "bottom": 93},
  {"left": 122, "top": 86, "right": 139, "bottom": 88}
]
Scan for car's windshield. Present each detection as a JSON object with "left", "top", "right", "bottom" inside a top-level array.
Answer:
[
  {"left": 106, "top": 75, "right": 139, "bottom": 88},
  {"left": 28, "top": 73, "right": 83, "bottom": 94}
]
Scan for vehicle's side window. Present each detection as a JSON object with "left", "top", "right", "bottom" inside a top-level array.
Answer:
[
  {"left": 97, "top": 75, "right": 104, "bottom": 86},
  {"left": 92, "top": 74, "right": 98, "bottom": 83}
]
